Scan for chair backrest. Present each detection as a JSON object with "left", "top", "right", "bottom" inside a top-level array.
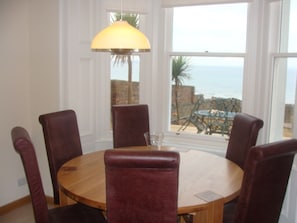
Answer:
[
  {"left": 226, "top": 113, "right": 263, "bottom": 169},
  {"left": 39, "top": 109, "right": 83, "bottom": 204},
  {"left": 11, "top": 127, "right": 50, "bottom": 223},
  {"left": 112, "top": 104, "right": 150, "bottom": 148},
  {"left": 233, "top": 139, "right": 297, "bottom": 223},
  {"left": 104, "top": 149, "right": 180, "bottom": 223}
]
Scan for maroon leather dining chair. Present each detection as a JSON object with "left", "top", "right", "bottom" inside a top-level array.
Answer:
[
  {"left": 11, "top": 126, "right": 106, "bottom": 223},
  {"left": 226, "top": 113, "right": 264, "bottom": 169},
  {"left": 112, "top": 104, "right": 150, "bottom": 148},
  {"left": 104, "top": 149, "right": 180, "bottom": 223},
  {"left": 182, "top": 113, "right": 264, "bottom": 223},
  {"left": 39, "top": 109, "right": 83, "bottom": 204},
  {"left": 223, "top": 139, "right": 297, "bottom": 223}
]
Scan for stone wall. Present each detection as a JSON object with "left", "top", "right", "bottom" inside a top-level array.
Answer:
[
  {"left": 111, "top": 80, "right": 140, "bottom": 105},
  {"left": 111, "top": 80, "right": 195, "bottom": 105}
]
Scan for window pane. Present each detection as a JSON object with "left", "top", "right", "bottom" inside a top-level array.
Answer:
[
  {"left": 279, "top": 0, "right": 297, "bottom": 52},
  {"left": 271, "top": 58, "right": 297, "bottom": 139},
  {"left": 170, "top": 56, "right": 243, "bottom": 135},
  {"left": 172, "top": 3, "right": 247, "bottom": 52},
  {"left": 109, "top": 12, "right": 141, "bottom": 105},
  {"left": 111, "top": 56, "right": 140, "bottom": 105},
  {"left": 288, "top": 0, "right": 297, "bottom": 52}
]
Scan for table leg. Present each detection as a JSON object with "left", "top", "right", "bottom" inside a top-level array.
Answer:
[
  {"left": 59, "top": 188, "right": 76, "bottom": 206},
  {"left": 193, "top": 198, "right": 224, "bottom": 223}
]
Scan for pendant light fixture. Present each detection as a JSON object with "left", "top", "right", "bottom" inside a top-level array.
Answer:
[{"left": 91, "top": 0, "right": 151, "bottom": 55}]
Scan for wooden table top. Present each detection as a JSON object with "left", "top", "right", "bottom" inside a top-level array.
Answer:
[{"left": 58, "top": 146, "right": 243, "bottom": 217}]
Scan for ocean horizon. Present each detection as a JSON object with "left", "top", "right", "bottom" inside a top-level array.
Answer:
[
  {"left": 111, "top": 63, "right": 296, "bottom": 104},
  {"left": 182, "top": 65, "right": 243, "bottom": 100}
]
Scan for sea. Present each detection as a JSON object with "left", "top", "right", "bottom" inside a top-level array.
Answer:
[{"left": 111, "top": 63, "right": 297, "bottom": 104}]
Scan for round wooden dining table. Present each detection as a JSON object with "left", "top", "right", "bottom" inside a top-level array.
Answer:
[{"left": 58, "top": 146, "right": 243, "bottom": 223}]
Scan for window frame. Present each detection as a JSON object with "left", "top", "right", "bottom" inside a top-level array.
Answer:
[
  {"left": 260, "top": 0, "right": 297, "bottom": 142},
  {"left": 270, "top": 55, "right": 297, "bottom": 141},
  {"left": 160, "top": 2, "right": 254, "bottom": 152}
]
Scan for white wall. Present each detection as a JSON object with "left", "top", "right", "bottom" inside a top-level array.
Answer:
[
  {"left": 0, "top": 0, "right": 60, "bottom": 206},
  {"left": 28, "top": 0, "right": 60, "bottom": 199},
  {"left": 0, "top": 0, "right": 31, "bottom": 206}
]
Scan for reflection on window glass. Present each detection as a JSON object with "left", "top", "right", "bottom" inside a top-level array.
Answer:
[
  {"left": 172, "top": 3, "right": 247, "bottom": 52},
  {"left": 170, "top": 56, "right": 243, "bottom": 136}
]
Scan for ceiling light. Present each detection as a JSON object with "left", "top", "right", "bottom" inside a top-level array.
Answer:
[{"left": 91, "top": 20, "right": 151, "bottom": 55}]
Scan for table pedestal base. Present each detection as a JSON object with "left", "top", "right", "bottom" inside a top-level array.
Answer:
[{"left": 194, "top": 198, "right": 224, "bottom": 223}]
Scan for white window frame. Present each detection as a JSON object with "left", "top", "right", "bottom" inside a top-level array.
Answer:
[
  {"left": 270, "top": 54, "right": 297, "bottom": 141},
  {"left": 269, "top": 0, "right": 297, "bottom": 141},
  {"left": 158, "top": 1, "right": 264, "bottom": 154}
]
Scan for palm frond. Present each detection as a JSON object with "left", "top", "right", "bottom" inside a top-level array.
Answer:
[{"left": 171, "top": 56, "right": 191, "bottom": 86}]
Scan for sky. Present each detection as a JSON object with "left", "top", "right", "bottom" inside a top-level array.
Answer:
[
  {"left": 173, "top": 1, "right": 297, "bottom": 57},
  {"left": 172, "top": 3, "right": 247, "bottom": 54}
]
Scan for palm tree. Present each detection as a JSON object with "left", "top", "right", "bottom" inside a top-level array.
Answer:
[
  {"left": 172, "top": 56, "right": 191, "bottom": 122},
  {"left": 112, "top": 13, "right": 140, "bottom": 104}
]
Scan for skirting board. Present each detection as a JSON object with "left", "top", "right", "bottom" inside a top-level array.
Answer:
[{"left": 0, "top": 195, "right": 54, "bottom": 215}]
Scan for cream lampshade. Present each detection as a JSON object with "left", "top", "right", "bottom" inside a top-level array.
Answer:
[{"left": 91, "top": 20, "right": 151, "bottom": 55}]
